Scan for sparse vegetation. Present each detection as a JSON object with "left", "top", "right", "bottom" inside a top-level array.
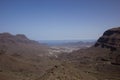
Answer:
[{"left": 0, "top": 27, "right": 120, "bottom": 80}]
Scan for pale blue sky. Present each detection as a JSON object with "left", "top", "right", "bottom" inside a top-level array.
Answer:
[{"left": 0, "top": 0, "right": 120, "bottom": 40}]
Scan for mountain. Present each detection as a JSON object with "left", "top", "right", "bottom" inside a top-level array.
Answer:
[
  {"left": 95, "top": 27, "right": 120, "bottom": 51},
  {"left": 95, "top": 27, "right": 120, "bottom": 64},
  {"left": 0, "top": 33, "right": 36, "bottom": 44},
  {"left": 0, "top": 27, "right": 120, "bottom": 80},
  {"left": 59, "top": 27, "right": 120, "bottom": 64},
  {"left": 0, "top": 32, "right": 58, "bottom": 80},
  {"left": 57, "top": 27, "right": 120, "bottom": 80},
  {"left": 0, "top": 32, "right": 49, "bottom": 56}
]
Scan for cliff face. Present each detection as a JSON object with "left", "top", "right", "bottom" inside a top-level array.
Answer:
[
  {"left": 95, "top": 27, "right": 120, "bottom": 64},
  {"left": 95, "top": 27, "right": 120, "bottom": 51}
]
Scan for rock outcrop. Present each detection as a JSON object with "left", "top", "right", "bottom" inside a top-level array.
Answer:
[
  {"left": 95, "top": 27, "right": 120, "bottom": 64},
  {"left": 95, "top": 27, "right": 120, "bottom": 51}
]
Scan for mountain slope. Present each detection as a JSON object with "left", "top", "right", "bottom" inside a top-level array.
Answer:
[
  {"left": 37, "top": 62, "right": 97, "bottom": 80},
  {"left": 0, "top": 27, "right": 120, "bottom": 80},
  {"left": 0, "top": 33, "right": 58, "bottom": 80},
  {"left": 0, "top": 33, "right": 49, "bottom": 56},
  {"left": 95, "top": 27, "right": 120, "bottom": 50},
  {"left": 57, "top": 27, "right": 120, "bottom": 80},
  {"left": 95, "top": 27, "right": 120, "bottom": 64}
]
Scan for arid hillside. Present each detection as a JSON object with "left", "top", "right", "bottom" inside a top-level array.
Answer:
[
  {"left": 58, "top": 27, "right": 120, "bottom": 80},
  {"left": 0, "top": 33, "right": 50, "bottom": 56},
  {"left": 0, "top": 27, "right": 120, "bottom": 80},
  {"left": 59, "top": 27, "right": 120, "bottom": 64},
  {"left": 95, "top": 27, "right": 120, "bottom": 49},
  {"left": 0, "top": 33, "right": 59, "bottom": 80},
  {"left": 95, "top": 27, "right": 120, "bottom": 64}
]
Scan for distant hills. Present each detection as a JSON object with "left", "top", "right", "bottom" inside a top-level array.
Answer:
[
  {"left": 57, "top": 41, "right": 95, "bottom": 48},
  {"left": 39, "top": 40, "right": 96, "bottom": 46}
]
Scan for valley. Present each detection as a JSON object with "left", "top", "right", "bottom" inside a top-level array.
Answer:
[{"left": 0, "top": 27, "right": 120, "bottom": 80}]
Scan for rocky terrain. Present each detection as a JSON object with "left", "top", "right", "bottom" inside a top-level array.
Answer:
[
  {"left": 0, "top": 33, "right": 60, "bottom": 80},
  {"left": 95, "top": 27, "right": 120, "bottom": 51},
  {"left": 0, "top": 33, "right": 50, "bottom": 56},
  {"left": 95, "top": 27, "right": 120, "bottom": 64},
  {"left": 57, "top": 27, "right": 120, "bottom": 80},
  {"left": 0, "top": 27, "right": 120, "bottom": 80}
]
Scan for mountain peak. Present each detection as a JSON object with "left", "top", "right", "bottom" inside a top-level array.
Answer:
[
  {"left": 0, "top": 32, "right": 36, "bottom": 44},
  {"left": 16, "top": 34, "right": 29, "bottom": 40},
  {"left": 95, "top": 27, "right": 120, "bottom": 51}
]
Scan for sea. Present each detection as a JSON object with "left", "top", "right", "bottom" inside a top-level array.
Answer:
[{"left": 39, "top": 39, "right": 96, "bottom": 46}]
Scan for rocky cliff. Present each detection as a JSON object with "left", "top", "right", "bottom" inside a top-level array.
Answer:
[{"left": 95, "top": 27, "right": 120, "bottom": 51}]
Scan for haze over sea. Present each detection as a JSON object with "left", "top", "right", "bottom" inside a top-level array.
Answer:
[{"left": 39, "top": 39, "right": 96, "bottom": 46}]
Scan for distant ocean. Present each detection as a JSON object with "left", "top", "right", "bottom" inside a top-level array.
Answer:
[{"left": 39, "top": 40, "right": 96, "bottom": 46}]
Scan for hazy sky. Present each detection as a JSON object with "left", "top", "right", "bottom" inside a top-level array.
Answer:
[{"left": 0, "top": 0, "right": 120, "bottom": 40}]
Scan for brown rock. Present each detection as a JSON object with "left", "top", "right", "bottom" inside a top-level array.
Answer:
[{"left": 95, "top": 27, "right": 120, "bottom": 64}]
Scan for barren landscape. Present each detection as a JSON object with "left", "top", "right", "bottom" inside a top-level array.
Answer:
[
  {"left": 0, "top": 27, "right": 120, "bottom": 80},
  {"left": 0, "top": 0, "right": 120, "bottom": 80}
]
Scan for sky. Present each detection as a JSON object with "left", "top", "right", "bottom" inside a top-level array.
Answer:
[{"left": 0, "top": 0, "right": 120, "bottom": 40}]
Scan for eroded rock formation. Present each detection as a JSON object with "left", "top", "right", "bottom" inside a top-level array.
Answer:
[{"left": 95, "top": 27, "right": 120, "bottom": 64}]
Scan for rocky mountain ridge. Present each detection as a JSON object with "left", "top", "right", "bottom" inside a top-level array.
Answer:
[
  {"left": 94, "top": 27, "right": 120, "bottom": 64},
  {"left": 0, "top": 33, "right": 39, "bottom": 44},
  {"left": 0, "top": 27, "right": 120, "bottom": 80},
  {"left": 0, "top": 32, "right": 49, "bottom": 56},
  {"left": 95, "top": 27, "right": 120, "bottom": 51}
]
